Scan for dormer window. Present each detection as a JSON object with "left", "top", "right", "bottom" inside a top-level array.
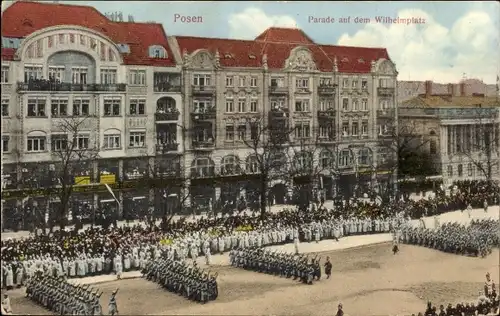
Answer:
[
  {"left": 22, "top": 20, "right": 33, "bottom": 28},
  {"left": 117, "top": 44, "right": 130, "bottom": 54},
  {"left": 342, "top": 57, "right": 349, "bottom": 62},
  {"left": 249, "top": 54, "right": 256, "bottom": 59},
  {"left": 224, "top": 53, "right": 233, "bottom": 59},
  {"left": 358, "top": 58, "right": 365, "bottom": 63},
  {"left": 149, "top": 45, "right": 167, "bottom": 58}
]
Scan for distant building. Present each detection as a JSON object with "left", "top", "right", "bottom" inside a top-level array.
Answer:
[
  {"left": 399, "top": 81, "right": 500, "bottom": 185},
  {"left": 398, "top": 79, "right": 498, "bottom": 104}
]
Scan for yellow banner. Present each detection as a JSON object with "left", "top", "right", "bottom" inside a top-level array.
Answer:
[
  {"left": 100, "top": 174, "right": 116, "bottom": 184},
  {"left": 236, "top": 225, "right": 253, "bottom": 232},
  {"left": 75, "top": 176, "right": 91, "bottom": 185},
  {"left": 160, "top": 238, "right": 173, "bottom": 245}
]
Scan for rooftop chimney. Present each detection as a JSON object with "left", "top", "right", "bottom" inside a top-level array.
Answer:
[
  {"left": 460, "top": 82, "right": 466, "bottom": 96},
  {"left": 425, "top": 80, "right": 432, "bottom": 98},
  {"left": 447, "top": 83, "right": 455, "bottom": 96}
]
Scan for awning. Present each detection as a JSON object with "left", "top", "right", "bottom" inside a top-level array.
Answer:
[
  {"left": 132, "top": 196, "right": 146, "bottom": 201},
  {"left": 101, "top": 199, "right": 115, "bottom": 203}
]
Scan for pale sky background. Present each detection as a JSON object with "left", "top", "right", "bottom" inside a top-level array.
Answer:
[{"left": 2, "top": 1, "right": 500, "bottom": 84}]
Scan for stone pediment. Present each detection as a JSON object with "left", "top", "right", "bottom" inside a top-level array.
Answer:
[
  {"left": 372, "top": 58, "right": 396, "bottom": 75},
  {"left": 189, "top": 50, "right": 217, "bottom": 69},
  {"left": 284, "top": 47, "right": 318, "bottom": 72}
]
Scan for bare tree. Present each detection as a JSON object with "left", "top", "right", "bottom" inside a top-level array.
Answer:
[{"left": 48, "top": 117, "right": 99, "bottom": 230}]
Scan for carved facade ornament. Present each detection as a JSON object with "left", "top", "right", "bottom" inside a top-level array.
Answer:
[
  {"left": 182, "top": 49, "right": 191, "bottom": 66},
  {"left": 333, "top": 56, "right": 338, "bottom": 72},
  {"left": 378, "top": 61, "right": 393, "bottom": 75},
  {"left": 214, "top": 49, "right": 221, "bottom": 69},
  {"left": 286, "top": 49, "right": 317, "bottom": 72},
  {"left": 370, "top": 60, "right": 377, "bottom": 73},
  {"left": 192, "top": 51, "right": 213, "bottom": 69},
  {"left": 262, "top": 54, "right": 268, "bottom": 70}
]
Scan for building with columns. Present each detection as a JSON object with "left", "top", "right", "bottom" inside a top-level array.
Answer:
[
  {"left": 1, "top": 1, "right": 398, "bottom": 223},
  {"left": 399, "top": 83, "right": 500, "bottom": 186}
]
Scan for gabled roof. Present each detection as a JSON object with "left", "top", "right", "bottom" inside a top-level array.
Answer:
[
  {"left": 320, "top": 45, "right": 389, "bottom": 73},
  {"left": 255, "top": 27, "right": 315, "bottom": 44},
  {"left": 1, "top": 1, "right": 176, "bottom": 66}
]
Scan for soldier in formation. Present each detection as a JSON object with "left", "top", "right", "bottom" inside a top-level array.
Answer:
[
  {"left": 25, "top": 272, "right": 103, "bottom": 315},
  {"left": 400, "top": 219, "right": 498, "bottom": 257},
  {"left": 142, "top": 257, "right": 218, "bottom": 304},
  {"left": 229, "top": 247, "right": 320, "bottom": 285}
]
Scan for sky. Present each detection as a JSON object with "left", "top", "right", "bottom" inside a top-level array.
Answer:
[{"left": 2, "top": 1, "right": 500, "bottom": 85}]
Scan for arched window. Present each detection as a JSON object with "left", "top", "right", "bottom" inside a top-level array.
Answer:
[
  {"left": 338, "top": 149, "right": 353, "bottom": 167},
  {"left": 293, "top": 151, "right": 313, "bottom": 173},
  {"left": 221, "top": 155, "right": 241, "bottom": 175},
  {"left": 156, "top": 96, "right": 177, "bottom": 112},
  {"left": 358, "top": 148, "right": 372, "bottom": 166},
  {"left": 457, "top": 164, "right": 463, "bottom": 177},
  {"left": 467, "top": 163, "right": 473, "bottom": 177},
  {"left": 430, "top": 140, "right": 437, "bottom": 154},
  {"left": 319, "top": 150, "right": 334, "bottom": 169},
  {"left": 246, "top": 155, "right": 259, "bottom": 173},
  {"left": 191, "top": 157, "right": 214, "bottom": 178},
  {"left": 149, "top": 45, "right": 167, "bottom": 58}
]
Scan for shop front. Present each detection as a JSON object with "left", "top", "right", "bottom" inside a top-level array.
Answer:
[
  {"left": 70, "top": 193, "right": 94, "bottom": 225},
  {"left": 123, "top": 157, "right": 150, "bottom": 182},
  {"left": 337, "top": 173, "right": 357, "bottom": 198},
  {"left": 2, "top": 163, "right": 18, "bottom": 189},
  {"left": 154, "top": 187, "right": 183, "bottom": 219},
  {"left": 123, "top": 190, "right": 149, "bottom": 221},
  {"left": 98, "top": 159, "right": 119, "bottom": 185}
]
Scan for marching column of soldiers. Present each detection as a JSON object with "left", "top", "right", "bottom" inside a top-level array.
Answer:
[
  {"left": 399, "top": 219, "right": 499, "bottom": 257},
  {"left": 229, "top": 247, "right": 321, "bottom": 285},
  {"left": 25, "top": 272, "right": 103, "bottom": 315},
  {"left": 142, "top": 258, "right": 218, "bottom": 304}
]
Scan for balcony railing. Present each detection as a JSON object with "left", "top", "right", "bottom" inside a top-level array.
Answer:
[
  {"left": 156, "top": 143, "right": 179, "bottom": 153},
  {"left": 192, "top": 85, "right": 216, "bottom": 94},
  {"left": 155, "top": 111, "right": 180, "bottom": 121},
  {"left": 317, "top": 84, "right": 336, "bottom": 95},
  {"left": 376, "top": 109, "right": 395, "bottom": 118},
  {"left": 192, "top": 140, "right": 215, "bottom": 150},
  {"left": 269, "top": 108, "right": 290, "bottom": 119},
  {"left": 17, "top": 81, "right": 127, "bottom": 92},
  {"left": 317, "top": 109, "right": 336, "bottom": 119},
  {"left": 377, "top": 87, "right": 395, "bottom": 96},
  {"left": 318, "top": 136, "right": 336, "bottom": 143},
  {"left": 154, "top": 83, "right": 182, "bottom": 93},
  {"left": 191, "top": 108, "right": 216, "bottom": 121},
  {"left": 269, "top": 85, "right": 288, "bottom": 95}
]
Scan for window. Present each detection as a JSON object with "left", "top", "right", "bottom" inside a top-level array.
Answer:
[
  {"left": 27, "top": 98, "right": 46, "bottom": 117},
  {"left": 430, "top": 140, "right": 437, "bottom": 154},
  {"left": 1, "top": 99, "right": 9, "bottom": 117},
  {"left": 76, "top": 134, "right": 90, "bottom": 149},
  {"left": 69, "top": 34, "right": 75, "bottom": 43},
  {"left": 352, "top": 79, "right": 358, "bottom": 89},
  {"left": 24, "top": 65, "right": 43, "bottom": 82},
  {"left": 80, "top": 35, "right": 86, "bottom": 46},
  {"left": 149, "top": 46, "right": 166, "bottom": 58},
  {"left": 319, "top": 100, "right": 327, "bottom": 111},
  {"left": 103, "top": 134, "right": 121, "bottom": 149},
  {"left": 320, "top": 78, "right": 332, "bottom": 85},
  {"left": 238, "top": 99, "right": 246, "bottom": 112},
  {"left": 361, "top": 122, "right": 368, "bottom": 135},
  {"left": 339, "top": 149, "right": 352, "bottom": 167},
  {"left": 271, "top": 99, "right": 285, "bottom": 110},
  {"left": 352, "top": 122, "right": 359, "bottom": 136},
  {"left": 250, "top": 77, "right": 257, "bottom": 87},
  {"left": 238, "top": 124, "right": 246, "bottom": 140},
  {"left": 226, "top": 75, "right": 234, "bottom": 87},
  {"left": 320, "top": 150, "right": 333, "bottom": 169},
  {"left": 51, "top": 98, "right": 68, "bottom": 117},
  {"left": 130, "top": 99, "right": 145, "bottom": 115},
  {"left": 352, "top": 99, "right": 359, "bottom": 111},
  {"left": 48, "top": 66, "right": 65, "bottom": 82},
  {"left": 129, "top": 131, "right": 146, "bottom": 148},
  {"left": 467, "top": 163, "right": 473, "bottom": 176},
  {"left": 2, "top": 135, "right": 9, "bottom": 152},
  {"left": 295, "top": 99, "right": 309, "bottom": 112},
  {"left": 72, "top": 67, "right": 88, "bottom": 84},
  {"left": 104, "top": 98, "right": 121, "bottom": 116},
  {"left": 250, "top": 124, "right": 259, "bottom": 140},
  {"left": 225, "top": 100, "right": 234, "bottom": 113},
  {"left": 457, "top": 164, "right": 463, "bottom": 177},
  {"left": 361, "top": 79, "right": 368, "bottom": 89},
  {"left": 362, "top": 99, "right": 368, "bottom": 111},
  {"left": 193, "top": 100, "right": 212, "bottom": 113},
  {"left": 48, "top": 36, "right": 54, "bottom": 48},
  {"left": 73, "top": 98, "right": 90, "bottom": 116},
  {"left": 1, "top": 66, "right": 9, "bottom": 83},
  {"left": 379, "top": 78, "right": 393, "bottom": 88},
  {"left": 193, "top": 74, "right": 211, "bottom": 86},
  {"left": 358, "top": 149, "right": 371, "bottom": 165},
  {"left": 250, "top": 100, "right": 257, "bottom": 112},
  {"left": 247, "top": 155, "right": 259, "bottom": 173},
  {"left": 447, "top": 165, "right": 453, "bottom": 177},
  {"left": 35, "top": 39, "right": 43, "bottom": 58},
  {"left": 239, "top": 76, "right": 246, "bottom": 87},
  {"left": 342, "top": 122, "right": 349, "bottom": 136},
  {"left": 270, "top": 77, "right": 284, "bottom": 87},
  {"left": 380, "top": 100, "right": 388, "bottom": 110},
  {"left": 27, "top": 136, "right": 46, "bottom": 152},
  {"left": 379, "top": 124, "right": 389, "bottom": 135},
  {"left": 225, "top": 124, "right": 234, "bottom": 141},
  {"left": 342, "top": 78, "right": 349, "bottom": 88},
  {"left": 319, "top": 125, "right": 333, "bottom": 138},
  {"left": 295, "top": 122, "right": 310, "bottom": 138},
  {"left": 100, "top": 68, "right": 117, "bottom": 84},
  {"left": 100, "top": 43, "right": 106, "bottom": 61},
  {"left": 342, "top": 98, "right": 349, "bottom": 111},
  {"left": 129, "top": 70, "right": 146, "bottom": 85},
  {"left": 296, "top": 78, "right": 309, "bottom": 88},
  {"left": 51, "top": 134, "right": 68, "bottom": 151},
  {"left": 58, "top": 34, "right": 65, "bottom": 44}
]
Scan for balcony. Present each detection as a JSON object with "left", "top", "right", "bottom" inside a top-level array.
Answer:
[
  {"left": 192, "top": 85, "right": 216, "bottom": 95},
  {"left": 318, "top": 136, "right": 336, "bottom": 144},
  {"left": 154, "top": 83, "right": 181, "bottom": 93},
  {"left": 155, "top": 111, "right": 180, "bottom": 121},
  {"left": 377, "top": 87, "right": 395, "bottom": 96},
  {"left": 191, "top": 108, "right": 216, "bottom": 121},
  {"left": 156, "top": 143, "right": 179, "bottom": 153},
  {"left": 17, "top": 81, "right": 126, "bottom": 92},
  {"left": 317, "top": 84, "right": 336, "bottom": 95},
  {"left": 376, "top": 109, "right": 395, "bottom": 118},
  {"left": 192, "top": 140, "right": 215, "bottom": 151},
  {"left": 317, "top": 109, "right": 336, "bottom": 120},
  {"left": 268, "top": 108, "right": 290, "bottom": 120},
  {"left": 269, "top": 85, "right": 288, "bottom": 95}
]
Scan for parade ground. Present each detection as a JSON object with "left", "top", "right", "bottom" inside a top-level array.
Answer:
[{"left": 5, "top": 206, "right": 499, "bottom": 316}]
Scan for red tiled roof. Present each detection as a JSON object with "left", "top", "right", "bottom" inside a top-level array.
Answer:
[
  {"left": 1, "top": 1, "right": 176, "bottom": 67},
  {"left": 1, "top": 48, "right": 16, "bottom": 61},
  {"left": 320, "top": 45, "right": 390, "bottom": 73},
  {"left": 255, "top": 27, "right": 315, "bottom": 44}
]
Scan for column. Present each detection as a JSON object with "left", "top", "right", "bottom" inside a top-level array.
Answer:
[
  {"left": 118, "top": 159, "right": 124, "bottom": 181},
  {"left": 215, "top": 186, "right": 221, "bottom": 201},
  {"left": 183, "top": 179, "right": 191, "bottom": 208}
]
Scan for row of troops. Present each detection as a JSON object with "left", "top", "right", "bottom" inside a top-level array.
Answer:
[
  {"left": 399, "top": 219, "right": 499, "bottom": 257},
  {"left": 1, "top": 216, "right": 400, "bottom": 289},
  {"left": 229, "top": 248, "right": 321, "bottom": 284},
  {"left": 142, "top": 258, "right": 218, "bottom": 304},
  {"left": 25, "top": 273, "right": 103, "bottom": 315}
]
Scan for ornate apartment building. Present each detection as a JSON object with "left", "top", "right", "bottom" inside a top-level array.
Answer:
[{"left": 1, "top": 1, "right": 398, "bottom": 219}]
